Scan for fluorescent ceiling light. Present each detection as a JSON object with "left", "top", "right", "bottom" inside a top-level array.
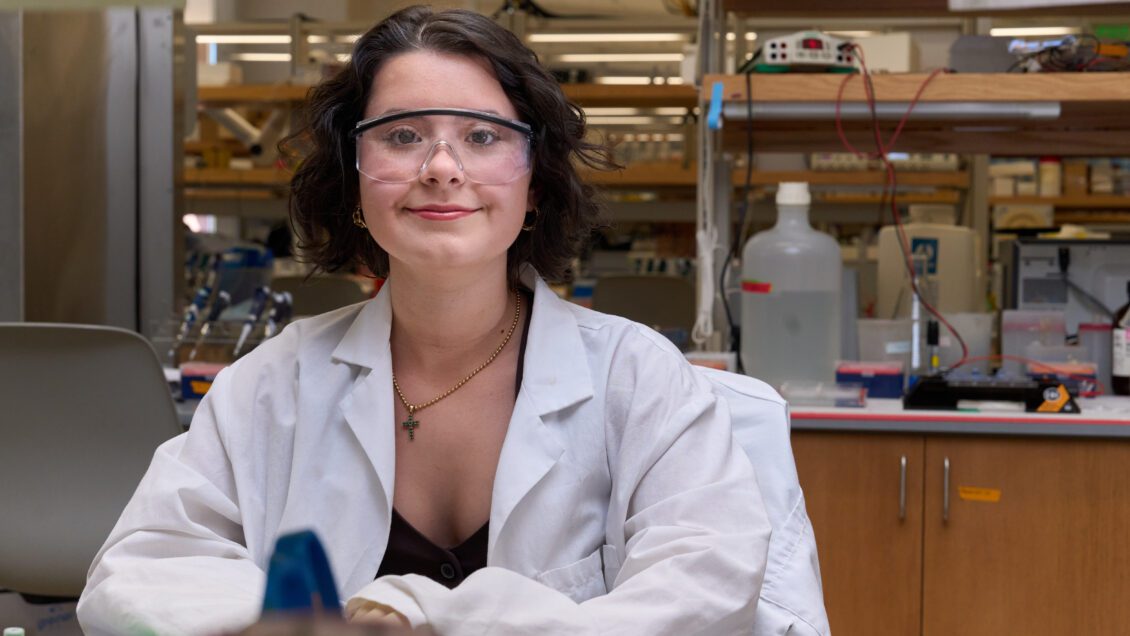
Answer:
[
  {"left": 827, "top": 31, "right": 879, "bottom": 38},
  {"left": 586, "top": 116, "right": 684, "bottom": 125},
  {"left": 724, "top": 32, "right": 757, "bottom": 41},
  {"left": 989, "top": 26, "right": 1079, "bottom": 37},
  {"left": 557, "top": 53, "right": 684, "bottom": 63},
  {"left": 307, "top": 34, "right": 361, "bottom": 44},
  {"left": 336, "top": 53, "right": 352, "bottom": 63},
  {"left": 196, "top": 34, "right": 292, "bottom": 44},
  {"left": 529, "top": 32, "right": 687, "bottom": 43},
  {"left": 595, "top": 76, "right": 685, "bottom": 85},
  {"left": 595, "top": 76, "right": 651, "bottom": 85},
  {"left": 230, "top": 52, "right": 292, "bottom": 62}
]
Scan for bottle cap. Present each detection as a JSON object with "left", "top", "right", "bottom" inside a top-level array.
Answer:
[
  {"left": 4, "top": 628, "right": 26, "bottom": 636},
  {"left": 776, "top": 182, "right": 811, "bottom": 206}
]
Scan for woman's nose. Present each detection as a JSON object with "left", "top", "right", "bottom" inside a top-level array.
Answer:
[{"left": 418, "top": 141, "right": 466, "bottom": 185}]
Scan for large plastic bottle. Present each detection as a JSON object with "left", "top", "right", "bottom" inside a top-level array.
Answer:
[{"left": 741, "top": 182, "right": 842, "bottom": 387}]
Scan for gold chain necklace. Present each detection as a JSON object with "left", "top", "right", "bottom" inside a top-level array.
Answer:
[{"left": 391, "top": 291, "right": 521, "bottom": 441}]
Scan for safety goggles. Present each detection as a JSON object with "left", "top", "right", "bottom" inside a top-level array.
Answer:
[{"left": 351, "top": 108, "right": 534, "bottom": 185}]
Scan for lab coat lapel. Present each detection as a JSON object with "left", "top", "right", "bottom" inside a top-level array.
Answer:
[
  {"left": 333, "top": 285, "right": 396, "bottom": 518},
  {"left": 489, "top": 272, "right": 594, "bottom": 556}
]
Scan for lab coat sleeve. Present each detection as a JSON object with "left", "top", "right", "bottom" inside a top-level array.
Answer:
[
  {"left": 347, "top": 331, "right": 771, "bottom": 635},
  {"left": 77, "top": 367, "right": 266, "bottom": 636}
]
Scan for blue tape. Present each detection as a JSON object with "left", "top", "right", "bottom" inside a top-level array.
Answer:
[
  {"left": 707, "top": 81, "right": 724, "bottom": 130},
  {"left": 262, "top": 530, "right": 342, "bottom": 614}
]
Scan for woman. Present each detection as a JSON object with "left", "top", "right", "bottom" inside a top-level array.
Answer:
[{"left": 78, "top": 7, "right": 770, "bottom": 634}]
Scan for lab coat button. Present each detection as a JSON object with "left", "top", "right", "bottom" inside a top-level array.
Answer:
[{"left": 440, "top": 563, "right": 456, "bottom": 580}]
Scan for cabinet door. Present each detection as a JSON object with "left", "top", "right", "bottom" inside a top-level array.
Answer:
[
  {"left": 792, "top": 431, "right": 925, "bottom": 636},
  {"left": 923, "top": 436, "right": 1130, "bottom": 636}
]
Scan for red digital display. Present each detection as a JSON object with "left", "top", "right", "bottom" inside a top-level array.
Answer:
[{"left": 802, "top": 38, "right": 824, "bottom": 50}]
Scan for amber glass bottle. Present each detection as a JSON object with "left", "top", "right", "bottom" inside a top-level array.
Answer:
[{"left": 1113, "top": 280, "right": 1130, "bottom": 395}]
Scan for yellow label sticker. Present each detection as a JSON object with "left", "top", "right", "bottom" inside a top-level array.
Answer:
[
  {"left": 190, "top": 380, "right": 213, "bottom": 395},
  {"left": 1036, "top": 384, "right": 1070, "bottom": 412},
  {"left": 958, "top": 486, "right": 1001, "bottom": 503}
]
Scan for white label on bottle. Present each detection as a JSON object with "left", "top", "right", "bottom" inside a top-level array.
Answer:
[{"left": 1116, "top": 328, "right": 1130, "bottom": 377}]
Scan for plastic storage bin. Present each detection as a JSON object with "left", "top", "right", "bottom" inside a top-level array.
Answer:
[{"left": 1001, "top": 309, "right": 1066, "bottom": 377}]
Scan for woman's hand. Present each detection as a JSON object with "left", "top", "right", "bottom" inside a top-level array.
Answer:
[{"left": 348, "top": 601, "right": 411, "bottom": 628}]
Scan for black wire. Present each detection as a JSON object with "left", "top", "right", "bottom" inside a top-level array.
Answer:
[{"left": 719, "top": 70, "right": 754, "bottom": 372}]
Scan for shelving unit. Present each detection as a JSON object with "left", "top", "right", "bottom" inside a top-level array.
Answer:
[
  {"left": 196, "top": 83, "right": 698, "bottom": 108},
  {"left": 703, "top": 72, "right": 1130, "bottom": 155},
  {"left": 989, "top": 194, "right": 1130, "bottom": 208}
]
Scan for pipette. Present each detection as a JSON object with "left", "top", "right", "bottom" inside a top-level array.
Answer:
[
  {"left": 188, "top": 290, "right": 231, "bottom": 361},
  {"left": 263, "top": 292, "right": 293, "bottom": 340},
  {"left": 233, "top": 286, "right": 271, "bottom": 359}
]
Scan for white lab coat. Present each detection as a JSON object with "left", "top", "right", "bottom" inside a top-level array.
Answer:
[{"left": 77, "top": 268, "right": 772, "bottom": 636}]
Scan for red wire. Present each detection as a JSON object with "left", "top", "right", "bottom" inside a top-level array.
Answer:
[{"left": 834, "top": 44, "right": 970, "bottom": 370}]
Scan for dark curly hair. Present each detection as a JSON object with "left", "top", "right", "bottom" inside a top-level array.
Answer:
[{"left": 284, "top": 5, "right": 618, "bottom": 287}]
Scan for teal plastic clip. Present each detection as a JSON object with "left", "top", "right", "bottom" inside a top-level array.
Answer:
[
  {"left": 707, "top": 81, "right": 724, "bottom": 130},
  {"left": 261, "top": 530, "right": 341, "bottom": 614}
]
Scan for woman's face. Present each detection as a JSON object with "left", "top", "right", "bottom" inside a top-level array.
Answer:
[{"left": 358, "top": 50, "right": 534, "bottom": 280}]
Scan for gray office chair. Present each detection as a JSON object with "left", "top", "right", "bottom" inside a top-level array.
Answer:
[
  {"left": 591, "top": 275, "right": 696, "bottom": 333},
  {"left": 0, "top": 323, "right": 182, "bottom": 598},
  {"left": 270, "top": 274, "right": 369, "bottom": 317},
  {"left": 698, "top": 367, "right": 831, "bottom": 636}
]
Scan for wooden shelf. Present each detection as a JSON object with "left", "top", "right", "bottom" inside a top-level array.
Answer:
[
  {"left": 705, "top": 72, "right": 1130, "bottom": 155},
  {"left": 746, "top": 170, "right": 968, "bottom": 187},
  {"left": 185, "top": 167, "right": 291, "bottom": 187},
  {"left": 186, "top": 164, "right": 967, "bottom": 194},
  {"left": 815, "top": 191, "right": 960, "bottom": 205},
  {"left": 197, "top": 83, "right": 697, "bottom": 109},
  {"left": 990, "top": 194, "right": 1130, "bottom": 209},
  {"left": 197, "top": 84, "right": 310, "bottom": 105},
  {"left": 1055, "top": 211, "right": 1130, "bottom": 224},
  {"left": 722, "top": 0, "right": 1130, "bottom": 15},
  {"left": 561, "top": 84, "right": 696, "bottom": 108}
]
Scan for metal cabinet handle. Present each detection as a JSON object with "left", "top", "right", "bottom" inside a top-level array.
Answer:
[
  {"left": 899, "top": 455, "right": 907, "bottom": 521},
  {"left": 943, "top": 457, "right": 951, "bottom": 524}
]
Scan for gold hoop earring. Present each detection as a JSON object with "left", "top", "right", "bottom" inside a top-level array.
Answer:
[
  {"left": 353, "top": 203, "right": 368, "bottom": 229},
  {"left": 522, "top": 207, "right": 539, "bottom": 232}
]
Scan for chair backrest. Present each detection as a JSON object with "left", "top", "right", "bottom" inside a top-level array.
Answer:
[
  {"left": 592, "top": 275, "right": 695, "bottom": 333},
  {"left": 270, "top": 275, "right": 369, "bottom": 317},
  {"left": 697, "top": 366, "right": 831, "bottom": 636},
  {"left": 0, "top": 323, "right": 182, "bottom": 597}
]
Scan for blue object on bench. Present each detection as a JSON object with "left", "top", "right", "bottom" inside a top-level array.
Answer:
[{"left": 262, "top": 530, "right": 341, "bottom": 614}]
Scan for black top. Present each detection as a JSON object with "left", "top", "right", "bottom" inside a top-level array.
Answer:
[{"left": 375, "top": 289, "right": 534, "bottom": 587}]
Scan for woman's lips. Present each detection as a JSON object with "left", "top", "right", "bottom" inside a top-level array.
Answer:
[{"left": 406, "top": 206, "right": 477, "bottom": 221}]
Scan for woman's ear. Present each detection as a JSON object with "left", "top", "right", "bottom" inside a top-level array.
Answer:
[{"left": 526, "top": 186, "right": 538, "bottom": 212}]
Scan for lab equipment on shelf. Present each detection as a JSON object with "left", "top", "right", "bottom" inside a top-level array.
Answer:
[{"left": 741, "top": 182, "right": 842, "bottom": 387}]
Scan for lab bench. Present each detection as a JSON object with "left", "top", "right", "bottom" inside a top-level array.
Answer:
[{"left": 790, "top": 398, "right": 1130, "bottom": 636}]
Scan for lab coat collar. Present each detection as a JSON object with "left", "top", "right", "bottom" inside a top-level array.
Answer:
[
  {"left": 331, "top": 267, "right": 594, "bottom": 563},
  {"left": 331, "top": 266, "right": 595, "bottom": 417}
]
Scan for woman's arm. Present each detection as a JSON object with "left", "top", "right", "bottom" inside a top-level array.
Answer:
[
  {"left": 347, "top": 335, "right": 771, "bottom": 635},
  {"left": 77, "top": 367, "right": 267, "bottom": 636}
]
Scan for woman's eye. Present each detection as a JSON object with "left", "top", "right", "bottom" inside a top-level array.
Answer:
[
  {"left": 468, "top": 129, "right": 498, "bottom": 145},
  {"left": 387, "top": 129, "right": 421, "bottom": 145}
]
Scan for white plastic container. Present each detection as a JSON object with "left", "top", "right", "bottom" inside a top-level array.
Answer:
[
  {"left": 857, "top": 318, "right": 913, "bottom": 366},
  {"left": 1079, "top": 323, "right": 1113, "bottom": 392},
  {"left": 741, "top": 182, "right": 842, "bottom": 387},
  {"left": 936, "top": 313, "right": 994, "bottom": 374},
  {"left": 876, "top": 206, "right": 983, "bottom": 318},
  {"left": 1001, "top": 309, "right": 1066, "bottom": 377}
]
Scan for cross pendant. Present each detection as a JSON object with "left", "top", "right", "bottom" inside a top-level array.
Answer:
[{"left": 402, "top": 411, "right": 419, "bottom": 441}]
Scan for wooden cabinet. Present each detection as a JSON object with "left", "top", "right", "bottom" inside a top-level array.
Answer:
[
  {"left": 794, "top": 431, "right": 1130, "bottom": 636},
  {"left": 792, "top": 432, "right": 925, "bottom": 636},
  {"left": 922, "top": 436, "right": 1130, "bottom": 636}
]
